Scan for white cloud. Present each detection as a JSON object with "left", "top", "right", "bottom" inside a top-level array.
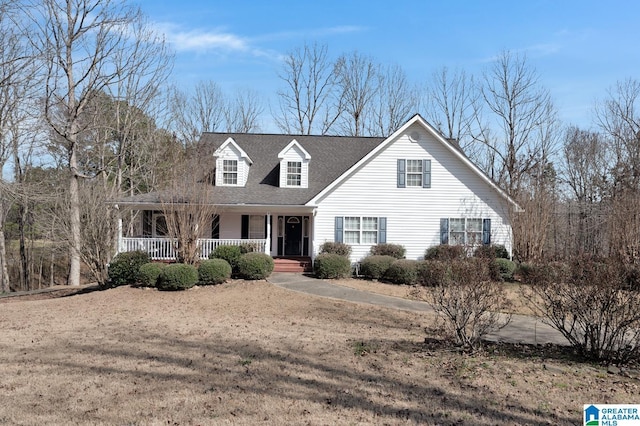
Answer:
[{"left": 152, "top": 22, "right": 250, "bottom": 53}]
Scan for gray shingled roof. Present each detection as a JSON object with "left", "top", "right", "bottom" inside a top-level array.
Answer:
[{"left": 119, "top": 133, "right": 385, "bottom": 206}]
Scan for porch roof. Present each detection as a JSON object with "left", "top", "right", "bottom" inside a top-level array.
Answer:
[{"left": 118, "top": 133, "right": 385, "bottom": 207}]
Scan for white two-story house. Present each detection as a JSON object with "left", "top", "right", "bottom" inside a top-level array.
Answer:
[{"left": 116, "top": 114, "right": 518, "bottom": 270}]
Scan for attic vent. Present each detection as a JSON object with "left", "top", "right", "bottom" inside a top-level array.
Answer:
[{"left": 409, "top": 131, "right": 420, "bottom": 142}]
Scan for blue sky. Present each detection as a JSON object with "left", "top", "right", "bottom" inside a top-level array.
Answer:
[{"left": 136, "top": 0, "right": 640, "bottom": 132}]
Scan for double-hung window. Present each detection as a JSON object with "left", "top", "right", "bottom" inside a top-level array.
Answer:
[
  {"left": 406, "top": 160, "right": 423, "bottom": 187},
  {"left": 286, "top": 161, "right": 302, "bottom": 186},
  {"left": 397, "top": 159, "right": 431, "bottom": 188},
  {"left": 223, "top": 159, "right": 238, "bottom": 185},
  {"left": 336, "top": 216, "right": 386, "bottom": 245},
  {"left": 248, "top": 215, "right": 265, "bottom": 239},
  {"left": 441, "top": 217, "right": 490, "bottom": 246},
  {"left": 344, "top": 217, "right": 361, "bottom": 244}
]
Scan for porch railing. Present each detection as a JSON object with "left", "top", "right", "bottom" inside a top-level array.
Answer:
[{"left": 120, "top": 237, "right": 268, "bottom": 260}]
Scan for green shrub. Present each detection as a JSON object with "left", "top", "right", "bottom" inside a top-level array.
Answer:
[
  {"left": 209, "top": 245, "right": 242, "bottom": 271},
  {"left": 239, "top": 242, "right": 261, "bottom": 254},
  {"left": 314, "top": 253, "right": 351, "bottom": 279},
  {"left": 319, "top": 241, "right": 352, "bottom": 258},
  {"left": 359, "top": 255, "right": 396, "bottom": 280},
  {"left": 237, "top": 252, "right": 274, "bottom": 280},
  {"left": 198, "top": 259, "right": 232, "bottom": 285},
  {"left": 369, "top": 243, "right": 406, "bottom": 259},
  {"left": 424, "top": 244, "right": 466, "bottom": 261},
  {"left": 157, "top": 263, "right": 199, "bottom": 291},
  {"left": 475, "top": 244, "right": 509, "bottom": 260},
  {"left": 383, "top": 259, "right": 419, "bottom": 284},
  {"left": 107, "top": 251, "right": 151, "bottom": 287},
  {"left": 495, "top": 258, "right": 516, "bottom": 281},
  {"left": 418, "top": 258, "right": 493, "bottom": 287},
  {"left": 138, "top": 262, "right": 166, "bottom": 287},
  {"left": 417, "top": 260, "right": 447, "bottom": 287}
]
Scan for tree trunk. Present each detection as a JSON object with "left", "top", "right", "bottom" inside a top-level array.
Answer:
[
  {"left": 0, "top": 203, "right": 10, "bottom": 293},
  {"left": 17, "top": 202, "right": 29, "bottom": 290},
  {"left": 68, "top": 150, "right": 81, "bottom": 287}
]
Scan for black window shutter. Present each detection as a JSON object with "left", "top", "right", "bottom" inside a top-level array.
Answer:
[
  {"left": 142, "top": 210, "right": 152, "bottom": 236},
  {"left": 241, "top": 215, "right": 249, "bottom": 239},
  {"left": 334, "top": 217, "right": 343, "bottom": 243},
  {"left": 397, "top": 159, "right": 406, "bottom": 188},
  {"left": 264, "top": 215, "right": 271, "bottom": 239},
  {"left": 211, "top": 214, "right": 220, "bottom": 239},
  {"left": 482, "top": 218, "right": 491, "bottom": 245},
  {"left": 440, "top": 218, "right": 449, "bottom": 244},
  {"left": 423, "top": 159, "right": 431, "bottom": 188},
  {"left": 378, "top": 217, "right": 387, "bottom": 244}
]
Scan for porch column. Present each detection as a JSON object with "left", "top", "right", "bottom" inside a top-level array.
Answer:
[
  {"left": 265, "top": 213, "right": 271, "bottom": 255},
  {"left": 116, "top": 204, "right": 123, "bottom": 255}
]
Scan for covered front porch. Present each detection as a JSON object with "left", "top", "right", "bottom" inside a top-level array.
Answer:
[{"left": 115, "top": 203, "right": 316, "bottom": 263}]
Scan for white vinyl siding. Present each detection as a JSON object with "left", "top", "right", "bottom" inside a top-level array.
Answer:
[{"left": 313, "top": 123, "right": 512, "bottom": 262}]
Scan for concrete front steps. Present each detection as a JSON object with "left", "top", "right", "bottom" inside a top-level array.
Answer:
[{"left": 273, "top": 257, "right": 312, "bottom": 273}]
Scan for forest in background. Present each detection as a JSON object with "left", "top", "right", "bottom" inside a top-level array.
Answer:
[{"left": 1, "top": 0, "right": 638, "bottom": 291}]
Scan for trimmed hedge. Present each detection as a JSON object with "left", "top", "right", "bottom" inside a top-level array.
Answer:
[
  {"left": 198, "top": 259, "right": 232, "bottom": 285},
  {"left": 359, "top": 255, "right": 396, "bottom": 280},
  {"left": 138, "top": 262, "right": 166, "bottom": 287},
  {"left": 314, "top": 253, "right": 351, "bottom": 279},
  {"left": 319, "top": 241, "right": 352, "bottom": 258},
  {"left": 384, "top": 259, "right": 419, "bottom": 285},
  {"left": 157, "top": 263, "right": 199, "bottom": 291},
  {"left": 424, "top": 244, "right": 466, "bottom": 261},
  {"left": 107, "top": 251, "right": 151, "bottom": 287},
  {"left": 369, "top": 243, "right": 406, "bottom": 259},
  {"left": 237, "top": 252, "right": 274, "bottom": 280},
  {"left": 209, "top": 245, "right": 242, "bottom": 271}
]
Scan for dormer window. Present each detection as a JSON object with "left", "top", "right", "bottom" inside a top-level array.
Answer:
[
  {"left": 286, "top": 161, "right": 302, "bottom": 186},
  {"left": 278, "top": 139, "right": 311, "bottom": 188},
  {"left": 213, "top": 137, "right": 252, "bottom": 187},
  {"left": 223, "top": 159, "right": 238, "bottom": 185}
]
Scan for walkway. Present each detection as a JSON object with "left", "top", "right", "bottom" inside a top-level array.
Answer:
[{"left": 268, "top": 272, "right": 568, "bottom": 346}]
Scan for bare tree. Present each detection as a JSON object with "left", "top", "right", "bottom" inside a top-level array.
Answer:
[
  {"left": 169, "top": 80, "right": 226, "bottom": 147},
  {"left": 274, "top": 42, "right": 340, "bottom": 135},
  {"left": 160, "top": 157, "right": 217, "bottom": 265},
  {"left": 595, "top": 78, "right": 640, "bottom": 262},
  {"left": 477, "top": 51, "right": 558, "bottom": 196},
  {"left": 334, "top": 51, "right": 379, "bottom": 136},
  {"left": 0, "top": 4, "right": 35, "bottom": 292},
  {"left": 225, "top": 88, "right": 263, "bottom": 133},
  {"left": 424, "top": 67, "right": 480, "bottom": 156},
  {"left": 26, "top": 0, "right": 162, "bottom": 286},
  {"left": 558, "top": 127, "right": 610, "bottom": 256},
  {"left": 367, "top": 63, "right": 417, "bottom": 137}
]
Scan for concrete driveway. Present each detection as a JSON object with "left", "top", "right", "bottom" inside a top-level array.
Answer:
[{"left": 268, "top": 272, "right": 568, "bottom": 346}]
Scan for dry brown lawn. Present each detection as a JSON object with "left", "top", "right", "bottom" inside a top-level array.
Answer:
[
  {"left": 331, "top": 278, "right": 535, "bottom": 315},
  {"left": 0, "top": 280, "right": 637, "bottom": 425}
]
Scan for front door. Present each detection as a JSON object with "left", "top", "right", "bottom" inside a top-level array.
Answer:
[{"left": 284, "top": 216, "right": 303, "bottom": 256}]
